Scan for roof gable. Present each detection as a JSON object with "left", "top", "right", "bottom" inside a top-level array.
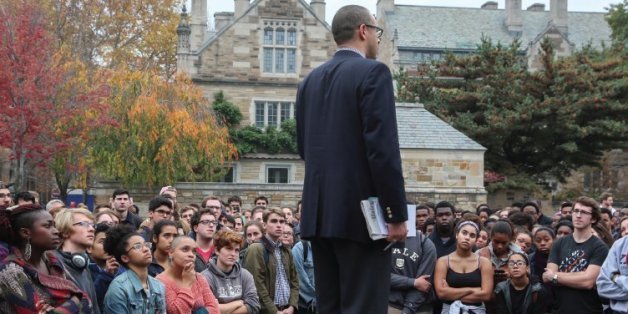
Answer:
[
  {"left": 396, "top": 103, "right": 485, "bottom": 151},
  {"left": 199, "top": 0, "right": 330, "bottom": 52}
]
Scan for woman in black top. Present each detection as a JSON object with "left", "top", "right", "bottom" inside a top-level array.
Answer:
[
  {"left": 494, "top": 252, "right": 548, "bottom": 314},
  {"left": 434, "top": 219, "right": 493, "bottom": 313}
]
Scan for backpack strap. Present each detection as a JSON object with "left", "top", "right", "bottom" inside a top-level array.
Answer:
[{"left": 302, "top": 240, "right": 310, "bottom": 261}]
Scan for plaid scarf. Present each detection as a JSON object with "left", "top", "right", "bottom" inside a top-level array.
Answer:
[
  {"left": 0, "top": 248, "right": 92, "bottom": 313},
  {"left": 271, "top": 240, "right": 290, "bottom": 307}
]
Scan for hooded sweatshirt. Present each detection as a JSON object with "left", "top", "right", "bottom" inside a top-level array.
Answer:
[
  {"left": 389, "top": 233, "right": 437, "bottom": 313},
  {"left": 202, "top": 257, "right": 261, "bottom": 313},
  {"left": 597, "top": 235, "right": 628, "bottom": 313}
]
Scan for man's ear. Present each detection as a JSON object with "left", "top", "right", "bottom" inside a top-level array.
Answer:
[{"left": 121, "top": 254, "right": 130, "bottom": 264}]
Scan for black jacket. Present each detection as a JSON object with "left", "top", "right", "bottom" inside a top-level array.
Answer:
[{"left": 494, "top": 276, "right": 548, "bottom": 314}]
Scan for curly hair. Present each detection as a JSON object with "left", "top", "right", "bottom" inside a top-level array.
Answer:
[{"left": 104, "top": 225, "right": 138, "bottom": 265}]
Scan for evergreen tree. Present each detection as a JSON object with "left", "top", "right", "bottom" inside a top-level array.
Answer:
[{"left": 396, "top": 37, "right": 627, "bottom": 190}]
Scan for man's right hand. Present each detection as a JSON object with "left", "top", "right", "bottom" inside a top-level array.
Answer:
[
  {"left": 413, "top": 275, "right": 431, "bottom": 293},
  {"left": 386, "top": 222, "right": 407, "bottom": 242}
]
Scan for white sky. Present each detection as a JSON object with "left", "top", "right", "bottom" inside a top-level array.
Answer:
[{"left": 203, "top": 0, "right": 614, "bottom": 27}]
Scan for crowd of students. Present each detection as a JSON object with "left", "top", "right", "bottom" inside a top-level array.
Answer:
[
  {"left": 0, "top": 185, "right": 625, "bottom": 314},
  {"left": 391, "top": 194, "right": 627, "bottom": 314}
]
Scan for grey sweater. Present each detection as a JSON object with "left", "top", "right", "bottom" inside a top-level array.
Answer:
[
  {"left": 56, "top": 250, "right": 101, "bottom": 314},
  {"left": 202, "top": 257, "right": 261, "bottom": 313},
  {"left": 389, "top": 233, "right": 437, "bottom": 313}
]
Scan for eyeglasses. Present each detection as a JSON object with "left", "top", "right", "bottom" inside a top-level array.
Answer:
[
  {"left": 155, "top": 209, "right": 172, "bottom": 216},
  {"left": 207, "top": 206, "right": 221, "bottom": 210},
  {"left": 199, "top": 220, "right": 217, "bottom": 226},
  {"left": 73, "top": 221, "right": 95, "bottom": 229},
  {"left": 573, "top": 208, "right": 593, "bottom": 216},
  {"left": 508, "top": 261, "right": 526, "bottom": 268},
  {"left": 0, "top": 193, "right": 10, "bottom": 198},
  {"left": 126, "top": 241, "right": 152, "bottom": 253},
  {"left": 269, "top": 218, "right": 286, "bottom": 224},
  {"left": 364, "top": 24, "right": 384, "bottom": 38}
]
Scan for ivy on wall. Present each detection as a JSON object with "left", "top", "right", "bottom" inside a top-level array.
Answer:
[{"left": 212, "top": 91, "right": 298, "bottom": 155}]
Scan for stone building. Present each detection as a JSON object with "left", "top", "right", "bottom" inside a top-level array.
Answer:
[
  {"left": 376, "top": 0, "right": 612, "bottom": 72},
  {"left": 169, "top": 0, "right": 487, "bottom": 210},
  {"left": 375, "top": 0, "right": 622, "bottom": 209}
]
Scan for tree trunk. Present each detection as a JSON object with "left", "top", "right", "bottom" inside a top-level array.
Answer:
[{"left": 54, "top": 171, "right": 70, "bottom": 205}]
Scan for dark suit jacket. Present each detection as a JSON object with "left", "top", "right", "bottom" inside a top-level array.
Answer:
[{"left": 296, "top": 50, "right": 407, "bottom": 243}]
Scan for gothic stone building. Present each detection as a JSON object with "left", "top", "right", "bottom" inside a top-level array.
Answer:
[
  {"left": 375, "top": 0, "right": 619, "bottom": 209},
  {"left": 376, "top": 0, "right": 611, "bottom": 73},
  {"left": 171, "top": 0, "right": 488, "bottom": 210}
]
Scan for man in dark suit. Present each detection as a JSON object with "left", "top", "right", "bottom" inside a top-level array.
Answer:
[{"left": 296, "top": 5, "right": 408, "bottom": 313}]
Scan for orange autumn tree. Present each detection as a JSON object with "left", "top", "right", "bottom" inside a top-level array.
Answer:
[
  {"left": 49, "top": 52, "right": 112, "bottom": 201},
  {"left": 88, "top": 69, "right": 237, "bottom": 187}
]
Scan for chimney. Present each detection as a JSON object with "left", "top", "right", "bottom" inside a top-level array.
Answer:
[
  {"left": 376, "top": 0, "right": 394, "bottom": 17},
  {"left": 481, "top": 1, "right": 498, "bottom": 10},
  {"left": 527, "top": 3, "right": 545, "bottom": 12},
  {"left": 310, "top": 0, "right": 326, "bottom": 21},
  {"left": 550, "top": 0, "right": 568, "bottom": 34},
  {"left": 190, "top": 0, "right": 208, "bottom": 51},
  {"left": 214, "top": 12, "right": 234, "bottom": 31},
  {"left": 234, "top": 0, "right": 250, "bottom": 18},
  {"left": 527, "top": 3, "right": 545, "bottom": 11},
  {"left": 505, "top": 0, "right": 522, "bottom": 35}
]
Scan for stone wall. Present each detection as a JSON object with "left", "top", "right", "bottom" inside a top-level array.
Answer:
[
  {"left": 194, "top": 81, "right": 297, "bottom": 126},
  {"left": 90, "top": 182, "right": 304, "bottom": 214},
  {"left": 236, "top": 155, "right": 304, "bottom": 184},
  {"left": 90, "top": 148, "right": 488, "bottom": 213},
  {"left": 401, "top": 149, "right": 484, "bottom": 189}
]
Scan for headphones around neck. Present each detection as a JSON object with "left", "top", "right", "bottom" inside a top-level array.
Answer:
[{"left": 67, "top": 252, "right": 88, "bottom": 270}]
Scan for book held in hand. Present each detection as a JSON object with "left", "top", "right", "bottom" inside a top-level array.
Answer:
[{"left": 360, "top": 197, "right": 415, "bottom": 240}]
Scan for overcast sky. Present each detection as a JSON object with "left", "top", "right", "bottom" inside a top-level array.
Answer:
[{"left": 203, "top": 0, "right": 614, "bottom": 27}]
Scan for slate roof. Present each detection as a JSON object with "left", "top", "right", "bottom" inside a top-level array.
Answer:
[
  {"left": 396, "top": 103, "right": 485, "bottom": 151},
  {"left": 387, "top": 5, "right": 611, "bottom": 51}
]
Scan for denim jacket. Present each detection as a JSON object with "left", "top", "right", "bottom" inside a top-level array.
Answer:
[{"left": 103, "top": 269, "right": 166, "bottom": 314}]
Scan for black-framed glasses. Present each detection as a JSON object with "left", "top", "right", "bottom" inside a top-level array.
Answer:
[
  {"left": 126, "top": 241, "right": 152, "bottom": 253},
  {"left": 73, "top": 221, "right": 95, "bottom": 229},
  {"left": 0, "top": 193, "right": 11, "bottom": 198},
  {"left": 199, "top": 219, "right": 217, "bottom": 226},
  {"left": 508, "top": 261, "right": 526, "bottom": 268},
  {"left": 364, "top": 24, "right": 384, "bottom": 38},
  {"left": 573, "top": 208, "right": 593, "bottom": 216}
]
